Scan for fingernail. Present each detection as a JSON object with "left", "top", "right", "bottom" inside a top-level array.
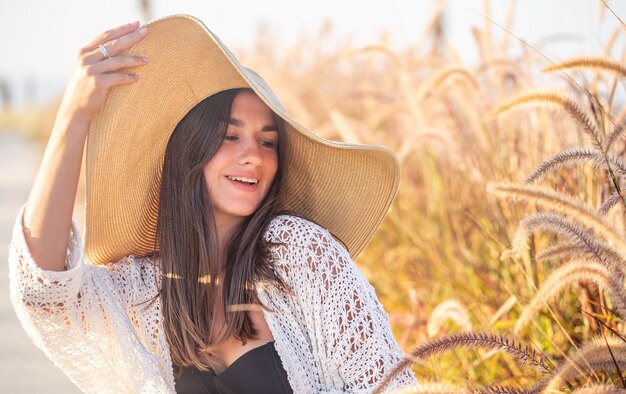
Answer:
[{"left": 138, "top": 26, "right": 148, "bottom": 34}]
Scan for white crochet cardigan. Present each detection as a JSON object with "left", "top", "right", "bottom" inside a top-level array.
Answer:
[{"left": 9, "top": 206, "right": 418, "bottom": 393}]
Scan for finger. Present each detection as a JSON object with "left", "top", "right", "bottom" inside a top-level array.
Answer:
[
  {"left": 103, "top": 25, "right": 149, "bottom": 57},
  {"left": 93, "top": 55, "right": 149, "bottom": 74},
  {"left": 97, "top": 72, "right": 141, "bottom": 91},
  {"left": 85, "top": 26, "right": 149, "bottom": 63},
  {"left": 83, "top": 20, "right": 140, "bottom": 52}
]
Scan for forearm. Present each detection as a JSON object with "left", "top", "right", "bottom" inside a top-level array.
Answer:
[
  {"left": 21, "top": 20, "right": 148, "bottom": 272},
  {"left": 23, "top": 113, "right": 88, "bottom": 271}
]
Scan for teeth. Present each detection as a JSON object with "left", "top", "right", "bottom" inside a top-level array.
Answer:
[{"left": 227, "top": 176, "right": 258, "bottom": 184}]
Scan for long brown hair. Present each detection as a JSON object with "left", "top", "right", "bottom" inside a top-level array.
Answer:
[{"left": 154, "top": 88, "right": 289, "bottom": 374}]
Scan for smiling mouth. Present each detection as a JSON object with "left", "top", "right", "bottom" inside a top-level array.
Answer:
[{"left": 226, "top": 176, "right": 259, "bottom": 185}]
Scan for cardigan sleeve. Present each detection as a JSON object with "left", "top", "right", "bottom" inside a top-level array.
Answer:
[
  {"left": 8, "top": 205, "right": 173, "bottom": 393},
  {"left": 266, "top": 215, "right": 418, "bottom": 393}
]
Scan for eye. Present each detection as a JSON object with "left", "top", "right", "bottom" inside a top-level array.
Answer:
[
  {"left": 224, "top": 134, "right": 238, "bottom": 141},
  {"left": 260, "top": 139, "right": 276, "bottom": 148}
]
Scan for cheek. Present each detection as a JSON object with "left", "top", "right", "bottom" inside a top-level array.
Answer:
[
  {"left": 203, "top": 161, "right": 220, "bottom": 191},
  {"left": 266, "top": 153, "right": 279, "bottom": 182},
  {"left": 203, "top": 148, "right": 229, "bottom": 188}
]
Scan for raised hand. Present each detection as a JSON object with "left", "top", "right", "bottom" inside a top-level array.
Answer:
[{"left": 57, "top": 20, "right": 149, "bottom": 129}]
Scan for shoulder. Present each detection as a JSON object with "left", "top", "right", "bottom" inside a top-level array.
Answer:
[
  {"left": 263, "top": 214, "right": 351, "bottom": 272},
  {"left": 264, "top": 214, "right": 342, "bottom": 251}
]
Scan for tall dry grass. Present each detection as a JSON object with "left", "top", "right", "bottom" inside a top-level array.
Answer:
[
  {"left": 234, "top": 2, "right": 626, "bottom": 390},
  {"left": 3, "top": 0, "right": 625, "bottom": 391}
]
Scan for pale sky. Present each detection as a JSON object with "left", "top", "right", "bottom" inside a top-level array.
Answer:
[{"left": 0, "top": 0, "right": 624, "bottom": 107}]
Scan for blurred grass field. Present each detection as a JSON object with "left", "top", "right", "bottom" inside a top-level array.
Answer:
[{"left": 2, "top": 2, "right": 625, "bottom": 391}]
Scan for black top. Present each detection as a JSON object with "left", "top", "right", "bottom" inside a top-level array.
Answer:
[{"left": 174, "top": 341, "right": 293, "bottom": 394}]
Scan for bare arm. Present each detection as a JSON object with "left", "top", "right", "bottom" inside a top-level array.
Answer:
[{"left": 23, "top": 21, "right": 150, "bottom": 271}]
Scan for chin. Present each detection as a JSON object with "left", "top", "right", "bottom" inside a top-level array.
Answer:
[{"left": 231, "top": 206, "right": 262, "bottom": 219}]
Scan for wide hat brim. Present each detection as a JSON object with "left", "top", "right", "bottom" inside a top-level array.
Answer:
[{"left": 85, "top": 14, "right": 400, "bottom": 265}]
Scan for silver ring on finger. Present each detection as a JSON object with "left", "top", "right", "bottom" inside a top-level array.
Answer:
[{"left": 99, "top": 44, "right": 111, "bottom": 60}]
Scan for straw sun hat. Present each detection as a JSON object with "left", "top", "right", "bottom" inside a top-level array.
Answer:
[{"left": 85, "top": 14, "right": 400, "bottom": 265}]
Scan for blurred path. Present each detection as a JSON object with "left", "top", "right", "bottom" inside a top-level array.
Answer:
[{"left": 0, "top": 131, "right": 80, "bottom": 393}]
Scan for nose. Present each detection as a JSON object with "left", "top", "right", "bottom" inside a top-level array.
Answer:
[{"left": 238, "top": 137, "right": 263, "bottom": 167}]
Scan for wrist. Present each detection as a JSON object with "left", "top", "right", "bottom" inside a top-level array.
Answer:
[{"left": 52, "top": 109, "right": 91, "bottom": 140}]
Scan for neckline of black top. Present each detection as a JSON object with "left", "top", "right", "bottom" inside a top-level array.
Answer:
[
  {"left": 174, "top": 340, "right": 293, "bottom": 394},
  {"left": 215, "top": 340, "right": 274, "bottom": 377}
]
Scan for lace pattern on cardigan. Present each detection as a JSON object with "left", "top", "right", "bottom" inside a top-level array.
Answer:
[
  {"left": 261, "top": 215, "right": 417, "bottom": 392},
  {"left": 9, "top": 206, "right": 417, "bottom": 393},
  {"left": 9, "top": 206, "right": 174, "bottom": 393}
]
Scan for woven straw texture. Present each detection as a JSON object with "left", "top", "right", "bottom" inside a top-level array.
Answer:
[{"left": 85, "top": 15, "right": 399, "bottom": 265}]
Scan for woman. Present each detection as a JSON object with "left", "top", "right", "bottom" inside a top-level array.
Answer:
[{"left": 9, "top": 15, "right": 417, "bottom": 393}]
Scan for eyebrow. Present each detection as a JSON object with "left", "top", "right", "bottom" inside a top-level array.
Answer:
[{"left": 228, "top": 117, "right": 278, "bottom": 132}]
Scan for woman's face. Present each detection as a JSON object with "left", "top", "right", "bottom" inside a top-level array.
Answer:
[{"left": 203, "top": 90, "right": 279, "bottom": 232}]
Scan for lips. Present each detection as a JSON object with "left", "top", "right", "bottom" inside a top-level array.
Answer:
[
  {"left": 226, "top": 175, "right": 258, "bottom": 185},
  {"left": 225, "top": 175, "right": 259, "bottom": 191}
]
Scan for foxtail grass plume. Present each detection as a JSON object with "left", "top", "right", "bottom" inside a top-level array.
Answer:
[
  {"left": 544, "top": 335, "right": 626, "bottom": 392},
  {"left": 514, "top": 259, "right": 626, "bottom": 335},
  {"left": 416, "top": 65, "right": 479, "bottom": 99},
  {"left": 510, "top": 212, "right": 625, "bottom": 272},
  {"left": 598, "top": 192, "right": 623, "bottom": 215},
  {"left": 523, "top": 148, "right": 626, "bottom": 184},
  {"left": 535, "top": 243, "right": 581, "bottom": 262},
  {"left": 604, "top": 109, "right": 626, "bottom": 153},
  {"left": 487, "top": 183, "right": 626, "bottom": 262},
  {"left": 427, "top": 300, "right": 472, "bottom": 337},
  {"left": 542, "top": 57, "right": 626, "bottom": 78},
  {"left": 374, "top": 332, "right": 551, "bottom": 394},
  {"left": 492, "top": 91, "right": 603, "bottom": 151},
  {"left": 570, "top": 386, "right": 626, "bottom": 393}
]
